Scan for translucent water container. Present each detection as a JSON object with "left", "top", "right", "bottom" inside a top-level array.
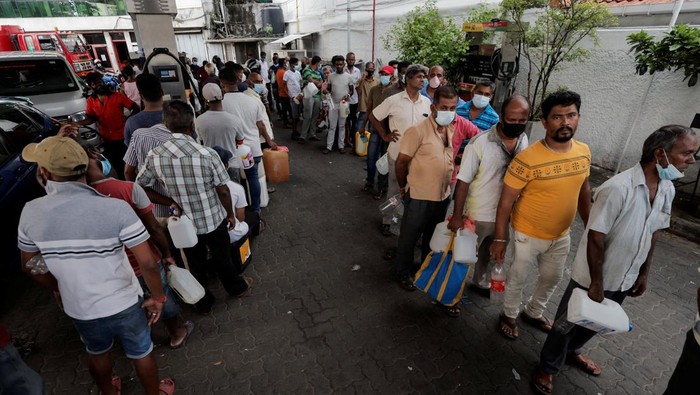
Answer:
[
  {"left": 168, "top": 215, "right": 198, "bottom": 248},
  {"left": 453, "top": 228, "right": 478, "bottom": 263},
  {"left": 355, "top": 131, "right": 370, "bottom": 157},
  {"left": 262, "top": 148, "right": 290, "bottom": 184},
  {"left": 167, "top": 266, "right": 205, "bottom": 304},
  {"left": 567, "top": 288, "right": 632, "bottom": 334},
  {"left": 238, "top": 144, "right": 254, "bottom": 169},
  {"left": 376, "top": 153, "right": 389, "bottom": 175},
  {"left": 429, "top": 221, "right": 452, "bottom": 253}
]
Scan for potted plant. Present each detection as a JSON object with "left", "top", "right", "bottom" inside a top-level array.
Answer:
[{"left": 500, "top": 0, "right": 616, "bottom": 124}]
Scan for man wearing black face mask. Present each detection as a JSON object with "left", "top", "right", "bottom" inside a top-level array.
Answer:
[
  {"left": 76, "top": 72, "right": 140, "bottom": 179},
  {"left": 448, "top": 95, "right": 530, "bottom": 299}
]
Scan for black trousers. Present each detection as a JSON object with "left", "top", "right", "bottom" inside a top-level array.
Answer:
[
  {"left": 539, "top": 280, "right": 627, "bottom": 374},
  {"left": 346, "top": 103, "right": 359, "bottom": 143},
  {"left": 279, "top": 97, "right": 291, "bottom": 123},
  {"left": 394, "top": 195, "right": 450, "bottom": 281},
  {"left": 664, "top": 329, "right": 700, "bottom": 394},
  {"left": 183, "top": 220, "right": 249, "bottom": 309},
  {"left": 102, "top": 139, "right": 127, "bottom": 180}
]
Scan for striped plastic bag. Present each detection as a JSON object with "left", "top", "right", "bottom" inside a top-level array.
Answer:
[{"left": 413, "top": 233, "right": 470, "bottom": 307}]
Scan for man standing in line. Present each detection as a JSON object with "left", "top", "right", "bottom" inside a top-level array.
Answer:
[
  {"left": 245, "top": 71, "right": 276, "bottom": 150},
  {"left": 360, "top": 65, "right": 394, "bottom": 198},
  {"left": 259, "top": 52, "right": 270, "bottom": 102},
  {"left": 219, "top": 68, "right": 278, "bottom": 213},
  {"left": 456, "top": 80, "right": 499, "bottom": 131},
  {"left": 448, "top": 96, "right": 530, "bottom": 298},
  {"left": 382, "top": 60, "right": 411, "bottom": 99},
  {"left": 420, "top": 65, "right": 465, "bottom": 107},
  {"left": 284, "top": 57, "right": 303, "bottom": 139},
  {"left": 532, "top": 125, "right": 698, "bottom": 395},
  {"left": 490, "top": 91, "right": 592, "bottom": 340},
  {"left": 275, "top": 58, "right": 291, "bottom": 126},
  {"left": 356, "top": 61, "right": 379, "bottom": 135},
  {"left": 19, "top": 136, "right": 173, "bottom": 395},
  {"left": 344, "top": 52, "right": 362, "bottom": 146},
  {"left": 78, "top": 72, "right": 140, "bottom": 179},
  {"left": 299, "top": 55, "right": 324, "bottom": 144},
  {"left": 196, "top": 84, "right": 245, "bottom": 183},
  {"left": 124, "top": 73, "right": 164, "bottom": 148},
  {"left": 393, "top": 86, "right": 459, "bottom": 292},
  {"left": 323, "top": 55, "right": 354, "bottom": 155},
  {"left": 665, "top": 285, "right": 700, "bottom": 394},
  {"left": 137, "top": 101, "right": 251, "bottom": 314},
  {"left": 369, "top": 64, "right": 431, "bottom": 239}
]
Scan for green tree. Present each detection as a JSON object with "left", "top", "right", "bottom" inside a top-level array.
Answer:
[
  {"left": 382, "top": 1, "right": 497, "bottom": 81},
  {"left": 501, "top": 0, "right": 616, "bottom": 119},
  {"left": 627, "top": 24, "right": 700, "bottom": 87}
]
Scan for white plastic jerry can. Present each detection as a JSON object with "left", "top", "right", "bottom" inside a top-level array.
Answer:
[
  {"left": 166, "top": 265, "right": 205, "bottom": 304},
  {"left": 453, "top": 228, "right": 478, "bottom": 263},
  {"left": 567, "top": 288, "right": 632, "bottom": 334},
  {"left": 376, "top": 152, "right": 389, "bottom": 175},
  {"left": 429, "top": 220, "right": 452, "bottom": 253},
  {"left": 168, "top": 215, "right": 198, "bottom": 248}
]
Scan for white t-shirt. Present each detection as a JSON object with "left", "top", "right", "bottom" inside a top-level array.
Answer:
[
  {"left": 371, "top": 90, "right": 432, "bottom": 160},
  {"left": 328, "top": 72, "right": 353, "bottom": 104},
  {"left": 284, "top": 70, "right": 303, "bottom": 97},
  {"left": 344, "top": 66, "right": 362, "bottom": 104},
  {"left": 260, "top": 60, "right": 270, "bottom": 83},
  {"left": 222, "top": 92, "right": 265, "bottom": 157},
  {"left": 243, "top": 88, "right": 274, "bottom": 143},
  {"left": 226, "top": 180, "right": 249, "bottom": 242},
  {"left": 195, "top": 110, "right": 245, "bottom": 168}
]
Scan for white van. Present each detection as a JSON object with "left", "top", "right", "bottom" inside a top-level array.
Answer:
[{"left": 0, "top": 51, "right": 89, "bottom": 121}]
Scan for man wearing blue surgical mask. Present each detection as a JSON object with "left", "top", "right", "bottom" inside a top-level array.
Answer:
[
  {"left": 392, "top": 86, "right": 459, "bottom": 293},
  {"left": 456, "top": 80, "right": 499, "bottom": 131},
  {"left": 532, "top": 125, "right": 698, "bottom": 395}
]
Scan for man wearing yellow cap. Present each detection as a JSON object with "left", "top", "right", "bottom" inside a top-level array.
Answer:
[{"left": 17, "top": 136, "right": 175, "bottom": 395}]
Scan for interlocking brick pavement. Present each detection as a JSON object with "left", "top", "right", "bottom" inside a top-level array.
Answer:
[{"left": 2, "top": 124, "right": 699, "bottom": 394}]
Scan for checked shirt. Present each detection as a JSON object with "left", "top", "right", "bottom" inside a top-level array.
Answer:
[{"left": 137, "top": 133, "right": 230, "bottom": 235}]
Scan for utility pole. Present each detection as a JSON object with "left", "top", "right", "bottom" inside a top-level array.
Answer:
[{"left": 346, "top": 0, "right": 351, "bottom": 53}]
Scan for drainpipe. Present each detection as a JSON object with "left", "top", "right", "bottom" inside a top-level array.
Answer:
[
  {"left": 296, "top": 0, "right": 300, "bottom": 34},
  {"left": 615, "top": 0, "right": 685, "bottom": 174}
]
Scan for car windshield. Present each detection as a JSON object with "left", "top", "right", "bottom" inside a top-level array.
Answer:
[
  {"left": 0, "top": 59, "right": 79, "bottom": 96},
  {"left": 59, "top": 34, "right": 88, "bottom": 53}
]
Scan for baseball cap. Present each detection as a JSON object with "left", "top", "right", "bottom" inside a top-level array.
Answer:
[
  {"left": 22, "top": 136, "right": 89, "bottom": 176},
  {"left": 380, "top": 65, "right": 395, "bottom": 75},
  {"left": 212, "top": 146, "right": 233, "bottom": 165},
  {"left": 202, "top": 83, "right": 223, "bottom": 102}
]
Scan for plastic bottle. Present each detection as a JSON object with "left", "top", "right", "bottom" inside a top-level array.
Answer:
[
  {"left": 25, "top": 254, "right": 49, "bottom": 275},
  {"left": 339, "top": 99, "right": 350, "bottom": 118},
  {"left": 490, "top": 263, "right": 506, "bottom": 304},
  {"left": 168, "top": 215, "right": 198, "bottom": 248},
  {"left": 378, "top": 193, "right": 402, "bottom": 214},
  {"left": 237, "top": 143, "right": 254, "bottom": 169}
]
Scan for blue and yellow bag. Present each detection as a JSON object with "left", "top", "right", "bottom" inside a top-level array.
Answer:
[{"left": 413, "top": 234, "right": 470, "bottom": 306}]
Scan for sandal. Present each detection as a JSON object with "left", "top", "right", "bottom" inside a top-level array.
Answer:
[
  {"left": 322, "top": 148, "right": 330, "bottom": 154},
  {"left": 498, "top": 314, "right": 519, "bottom": 340},
  {"left": 235, "top": 277, "right": 254, "bottom": 298},
  {"left": 373, "top": 190, "right": 387, "bottom": 201},
  {"left": 159, "top": 378, "right": 176, "bottom": 395},
  {"left": 382, "top": 248, "right": 396, "bottom": 261},
  {"left": 532, "top": 368, "right": 553, "bottom": 395},
  {"left": 169, "top": 320, "right": 194, "bottom": 349},
  {"left": 567, "top": 353, "right": 602, "bottom": 376},
  {"left": 521, "top": 313, "right": 554, "bottom": 333},
  {"left": 361, "top": 183, "right": 372, "bottom": 192},
  {"left": 109, "top": 375, "right": 121, "bottom": 395},
  {"left": 399, "top": 279, "right": 417, "bottom": 292},
  {"left": 444, "top": 305, "right": 461, "bottom": 317}
]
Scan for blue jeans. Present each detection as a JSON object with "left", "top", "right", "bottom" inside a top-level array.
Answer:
[
  {"left": 366, "top": 131, "right": 381, "bottom": 185},
  {"left": 356, "top": 111, "right": 366, "bottom": 133},
  {"left": 244, "top": 156, "right": 262, "bottom": 213},
  {"left": 72, "top": 297, "right": 153, "bottom": 359},
  {"left": 0, "top": 343, "right": 46, "bottom": 394},
  {"left": 137, "top": 264, "right": 180, "bottom": 321}
]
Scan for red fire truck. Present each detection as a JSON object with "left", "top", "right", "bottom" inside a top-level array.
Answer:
[{"left": 0, "top": 25, "right": 93, "bottom": 77}]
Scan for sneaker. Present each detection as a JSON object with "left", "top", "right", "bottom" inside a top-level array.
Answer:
[{"left": 322, "top": 148, "right": 330, "bottom": 154}]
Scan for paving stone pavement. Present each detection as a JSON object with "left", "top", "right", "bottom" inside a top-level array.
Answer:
[{"left": 2, "top": 125, "right": 699, "bottom": 394}]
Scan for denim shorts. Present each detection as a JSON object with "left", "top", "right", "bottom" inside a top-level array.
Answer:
[
  {"left": 137, "top": 263, "right": 181, "bottom": 321},
  {"left": 72, "top": 297, "right": 153, "bottom": 359}
]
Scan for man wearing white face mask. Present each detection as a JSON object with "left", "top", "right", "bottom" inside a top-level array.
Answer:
[
  {"left": 532, "top": 125, "right": 698, "bottom": 395},
  {"left": 456, "top": 80, "right": 499, "bottom": 131},
  {"left": 392, "top": 86, "right": 459, "bottom": 291}
]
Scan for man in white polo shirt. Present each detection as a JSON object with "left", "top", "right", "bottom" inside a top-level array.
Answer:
[
  {"left": 18, "top": 136, "right": 173, "bottom": 395},
  {"left": 369, "top": 64, "right": 431, "bottom": 238},
  {"left": 219, "top": 67, "right": 278, "bottom": 213},
  {"left": 448, "top": 95, "right": 530, "bottom": 295}
]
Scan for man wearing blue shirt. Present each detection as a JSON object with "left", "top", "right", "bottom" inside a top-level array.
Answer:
[{"left": 456, "top": 80, "right": 499, "bottom": 131}]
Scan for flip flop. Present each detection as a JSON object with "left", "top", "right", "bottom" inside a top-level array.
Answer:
[
  {"left": 567, "top": 353, "right": 602, "bottom": 376},
  {"left": 110, "top": 375, "right": 121, "bottom": 395},
  {"left": 159, "top": 378, "right": 176, "bottom": 395},
  {"left": 521, "top": 313, "right": 554, "bottom": 333},
  {"left": 169, "top": 320, "right": 195, "bottom": 350},
  {"left": 532, "top": 368, "right": 553, "bottom": 395},
  {"left": 443, "top": 305, "right": 461, "bottom": 318},
  {"left": 498, "top": 314, "right": 519, "bottom": 340}
]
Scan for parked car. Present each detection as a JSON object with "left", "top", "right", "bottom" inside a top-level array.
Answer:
[{"left": 0, "top": 98, "right": 99, "bottom": 272}]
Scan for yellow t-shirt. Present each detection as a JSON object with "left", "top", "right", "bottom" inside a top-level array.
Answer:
[{"left": 504, "top": 140, "right": 591, "bottom": 240}]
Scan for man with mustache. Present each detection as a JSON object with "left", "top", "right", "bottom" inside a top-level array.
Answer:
[{"left": 490, "top": 91, "right": 592, "bottom": 341}]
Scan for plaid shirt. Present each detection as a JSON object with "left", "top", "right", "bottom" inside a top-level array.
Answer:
[
  {"left": 136, "top": 133, "right": 230, "bottom": 234},
  {"left": 456, "top": 101, "right": 500, "bottom": 131}
]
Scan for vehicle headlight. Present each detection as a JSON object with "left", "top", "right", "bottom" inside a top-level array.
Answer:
[{"left": 69, "top": 111, "right": 87, "bottom": 123}]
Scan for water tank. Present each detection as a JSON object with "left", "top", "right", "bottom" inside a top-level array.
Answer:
[{"left": 261, "top": 6, "right": 285, "bottom": 35}]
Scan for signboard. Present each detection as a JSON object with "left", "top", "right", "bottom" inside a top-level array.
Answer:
[
  {"left": 463, "top": 20, "right": 510, "bottom": 33},
  {"left": 462, "top": 23, "right": 484, "bottom": 33}
]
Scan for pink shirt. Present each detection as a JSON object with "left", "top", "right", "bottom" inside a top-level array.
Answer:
[{"left": 451, "top": 115, "right": 481, "bottom": 185}]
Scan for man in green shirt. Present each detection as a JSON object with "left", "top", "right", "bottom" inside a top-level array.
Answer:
[{"left": 299, "top": 56, "right": 323, "bottom": 143}]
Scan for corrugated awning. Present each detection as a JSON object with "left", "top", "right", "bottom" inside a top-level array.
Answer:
[{"left": 268, "top": 33, "right": 314, "bottom": 45}]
